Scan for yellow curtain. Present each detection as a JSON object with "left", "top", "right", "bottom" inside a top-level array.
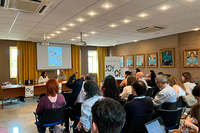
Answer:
[
  {"left": 17, "top": 41, "right": 42, "bottom": 84},
  {"left": 97, "top": 47, "right": 107, "bottom": 85},
  {"left": 64, "top": 45, "right": 81, "bottom": 79}
]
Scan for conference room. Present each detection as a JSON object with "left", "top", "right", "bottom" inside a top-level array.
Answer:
[{"left": 0, "top": 0, "right": 200, "bottom": 133}]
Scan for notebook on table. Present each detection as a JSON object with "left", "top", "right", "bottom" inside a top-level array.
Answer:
[{"left": 145, "top": 117, "right": 166, "bottom": 133}]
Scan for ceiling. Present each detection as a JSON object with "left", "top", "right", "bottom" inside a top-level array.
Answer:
[{"left": 0, "top": 0, "right": 199, "bottom": 47}]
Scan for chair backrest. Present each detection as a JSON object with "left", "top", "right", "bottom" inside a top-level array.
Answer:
[
  {"left": 62, "top": 92, "right": 72, "bottom": 102},
  {"left": 127, "top": 111, "right": 154, "bottom": 133},
  {"left": 41, "top": 104, "right": 67, "bottom": 127},
  {"left": 75, "top": 102, "right": 82, "bottom": 119},
  {"left": 176, "top": 96, "right": 188, "bottom": 108},
  {"left": 155, "top": 108, "right": 183, "bottom": 129},
  {"left": 161, "top": 102, "right": 177, "bottom": 110},
  {"left": 145, "top": 88, "right": 154, "bottom": 97}
]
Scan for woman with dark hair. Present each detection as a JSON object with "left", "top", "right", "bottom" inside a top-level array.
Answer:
[
  {"left": 119, "top": 71, "right": 132, "bottom": 87},
  {"left": 38, "top": 71, "right": 49, "bottom": 83},
  {"left": 76, "top": 80, "right": 103, "bottom": 132},
  {"left": 192, "top": 85, "right": 200, "bottom": 102},
  {"left": 181, "top": 103, "right": 200, "bottom": 132},
  {"left": 182, "top": 72, "right": 196, "bottom": 93},
  {"left": 120, "top": 76, "right": 136, "bottom": 101},
  {"left": 102, "top": 75, "right": 120, "bottom": 99},
  {"left": 36, "top": 79, "right": 65, "bottom": 133},
  {"left": 148, "top": 70, "right": 156, "bottom": 87}
]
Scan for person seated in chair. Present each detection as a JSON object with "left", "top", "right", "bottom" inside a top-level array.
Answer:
[
  {"left": 36, "top": 79, "right": 65, "bottom": 133},
  {"left": 192, "top": 85, "right": 200, "bottom": 103},
  {"left": 152, "top": 75, "right": 177, "bottom": 108},
  {"left": 91, "top": 98, "right": 126, "bottom": 133},
  {"left": 76, "top": 81, "right": 103, "bottom": 132},
  {"left": 57, "top": 70, "right": 66, "bottom": 82}
]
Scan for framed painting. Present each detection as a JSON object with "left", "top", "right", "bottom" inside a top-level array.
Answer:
[
  {"left": 135, "top": 54, "right": 145, "bottom": 68},
  {"left": 184, "top": 49, "right": 199, "bottom": 68},
  {"left": 147, "top": 53, "right": 158, "bottom": 68},
  {"left": 126, "top": 55, "right": 134, "bottom": 68},
  {"left": 120, "top": 56, "right": 124, "bottom": 68},
  {"left": 160, "top": 48, "right": 174, "bottom": 67}
]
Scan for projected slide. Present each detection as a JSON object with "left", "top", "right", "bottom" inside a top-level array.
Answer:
[{"left": 48, "top": 47, "right": 62, "bottom": 66}]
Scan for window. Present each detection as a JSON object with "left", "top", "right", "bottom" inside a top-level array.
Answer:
[
  {"left": 10, "top": 46, "right": 17, "bottom": 78},
  {"left": 88, "top": 51, "right": 97, "bottom": 73},
  {"left": 57, "top": 69, "right": 60, "bottom": 75}
]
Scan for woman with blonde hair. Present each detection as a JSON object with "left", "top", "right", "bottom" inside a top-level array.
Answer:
[{"left": 167, "top": 76, "right": 190, "bottom": 97}]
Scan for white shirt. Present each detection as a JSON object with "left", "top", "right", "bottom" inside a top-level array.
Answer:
[
  {"left": 174, "top": 85, "right": 186, "bottom": 97},
  {"left": 38, "top": 76, "right": 49, "bottom": 83},
  {"left": 75, "top": 81, "right": 86, "bottom": 104},
  {"left": 120, "top": 85, "right": 132, "bottom": 100},
  {"left": 184, "top": 82, "right": 196, "bottom": 94}
]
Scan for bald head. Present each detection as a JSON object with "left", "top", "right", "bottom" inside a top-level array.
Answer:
[
  {"left": 60, "top": 70, "right": 64, "bottom": 76},
  {"left": 136, "top": 72, "right": 143, "bottom": 80}
]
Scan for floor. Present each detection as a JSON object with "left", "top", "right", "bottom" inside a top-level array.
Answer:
[{"left": 0, "top": 98, "right": 41, "bottom": 133}]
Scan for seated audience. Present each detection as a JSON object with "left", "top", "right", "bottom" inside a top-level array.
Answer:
[
  {"left": 181, "top": 103, "right": 200, "bottom": 132},
  {"left": 182, "top": 72, "right": 196, "bottom": 93},
  {"left": 152, "top": 75, "right": 177, "bottom": 108},
  {"left": 76, "top": 81, "right": 103, "bottom": 132},
  {"left": 119, "top": 71, "right": 132, "bottom": 87},
  {"left": 120, "top": 76, "right": 136, "bottom": 101},
  {"left": 148, "top": 70, "right": 157, "bottom": 87},
  {"left": 91, "top": 98, "right": 126, "bottom": 133},
  {"left": 101, "top": 75, "right": 120, "bottom": 100},
  {"left": 136, "top": 72, "right": 148, "bottom": 89},
  {"left": 167, "top": 76, "right": 190, "bottom": 97},
  {"left": 157, "top": 72, "right": 164, "bottom": 76},
  {"left": 134, "top": 68, "right": 141, "bottom": 76},
  {"left": 36, "top": 79, "right": 65, "bottom": 133},
  {"left": 64, "top": 71, "right": 95, "bottom": 132},
  {"left": 38, "top": 71, "right": 49, "bottom": 83},
  {"left": 57, "top": 70, "right": 66, "bottom": 82},
  {"left": 192, "top": 85, "right": 200, "bottom": 102},
  {"left": 123, "top": 81, "right": 154, "bottom": 131}
]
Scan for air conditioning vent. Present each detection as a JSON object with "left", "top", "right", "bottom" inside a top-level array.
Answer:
[
  {"left": 137, "top": 25, "right": 167, "bottom": 33},
  {"left": 0, "top": 0, "right": 53, "bottom": 15}
]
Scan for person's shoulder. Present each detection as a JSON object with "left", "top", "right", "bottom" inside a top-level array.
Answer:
[{"left": 39, "top": 96, "right": 48, "bottom": 103}]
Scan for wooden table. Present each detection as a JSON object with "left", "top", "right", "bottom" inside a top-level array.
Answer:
[{"left": 1, "top": 83, "right": 71, "bottom": 109}]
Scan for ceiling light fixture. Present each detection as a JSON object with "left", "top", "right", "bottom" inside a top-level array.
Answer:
[
  {"left": 69, "top": 23, "right": 74, "bottom": 26},
  {"left": 140, "top": 14, "right": 146, "bottom": 17},
  {"left": 78, "top": 18, "right": 84, "bottom": 22},
  {"left": 162, "top": 6, "right": 167, "bottom": 10},
  {"left": 89, "top": 12, "right": 96, "bottom": 16},
  {"left": 72, "top": 39, "right": 75, "bottom": 41},
  {"left": 134, "top": 40, "right": 137, "bottom": 42},
  {"left": 56, "top": 31, "right": 60, "bottom": 33},
  {"left": 77, "top": 37, "right": 80, "bottom": 39},
  {"left": 104, "top": 4, "right": 111, "bottom": 8},
  {"left": 62, "top": 28, "right": 67, "bottom": 30},
  {"left": 84, "top": 34, "right": 88, "bottom": 37},
  {"left": 110, "top": 24, "right": 116, "bottom": 27},
  {"left": 47, "top": 36, "right": 50, "bottom": 39},
  {"left": 91, "top": 32, "right": 95, "bottom": 34},
  {"left": 193, "top": 28, "right": 199, "bottom": 31},
  {"left": 51, "top": 34, "right": 55, "bottom": 36},
  {"left": 123, "top": 19, "right": 129, "bottom": 23}
]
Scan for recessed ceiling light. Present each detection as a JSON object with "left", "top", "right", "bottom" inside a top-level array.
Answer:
[
  {"left": 84, "top": 34, "right": 88, "bottom": 37},
  {"left": 162, "top": 6, "right": 167, "bottom": 10},
  {"left": 77, "top": 37, "right": 80, "bottom": 39},
  {"left": 91, "top": 32, "right": 96, "bottom": 34},
  {"left": 110, "top": 24, "right": 116, "bottom": 27},
  {"left": 193, "top": 28, "right": 199, "bottom": 31},
  {"left": 47, "top": 37, "right": 50, "bottom": 39},
  {"left": 51, "top": 34, "right": 55, "bottom": 36},
  {"left": 56, "top": 31, "right": 60, "bottom": 33},
  {"left": 112, "top": 44, "right": 115, "bottom": 46},
  {"left": 104, "top": 4, "right": 111, "bottom": 8},
  {"left": 89, "top": 12, "right": 96, "bottom": 16},
  {"left": 69, "top": 23, "right": 74, "bottom": 26},
  {"left": 140, "top": 14, "right": 146, "bottom": 17},
  {"left": 134, "top": 40, "right": 137, "bottom": 42},
  {"left": 123, "top": 19, "right": 129, "bottom": 23},
  {"left": 72, "top": 39, "right": 75, "bottom": 41},
  {"left": 62, "top": 27, "right": 67, "bottom": 30},
  {"left": 78, "top": 18, "right": 84, "bottom": 22}
]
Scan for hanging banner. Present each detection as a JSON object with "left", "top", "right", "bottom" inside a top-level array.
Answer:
[
  {"left": 105, "top": 57, "right": 121, "bottom": 78},
  {"left": 25, "top": 86, "right": 34, "bottom": 97}
]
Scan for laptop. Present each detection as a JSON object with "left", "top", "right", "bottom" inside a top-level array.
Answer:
[{"left": 145, "top": 117, "right": 167, "bottom": 133}]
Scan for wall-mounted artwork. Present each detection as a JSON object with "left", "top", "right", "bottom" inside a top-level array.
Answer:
[
  {"left": 147, "top": 53, "right": 158, "bottom": 68},
  {"left": 135, "top": 54, "right": 145, "bottom": 68},
  {"left": 126, "top": 55, "right": 134, "bottom": 68},
  {"left": 160, "top": 48, "right": 174, "bottom": 67},
  {"left": 184, "top": 49, "right": 199, "bottom": 68},
  {"left": 120, "top": 56, "right": 124, "bottom": 68}
]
